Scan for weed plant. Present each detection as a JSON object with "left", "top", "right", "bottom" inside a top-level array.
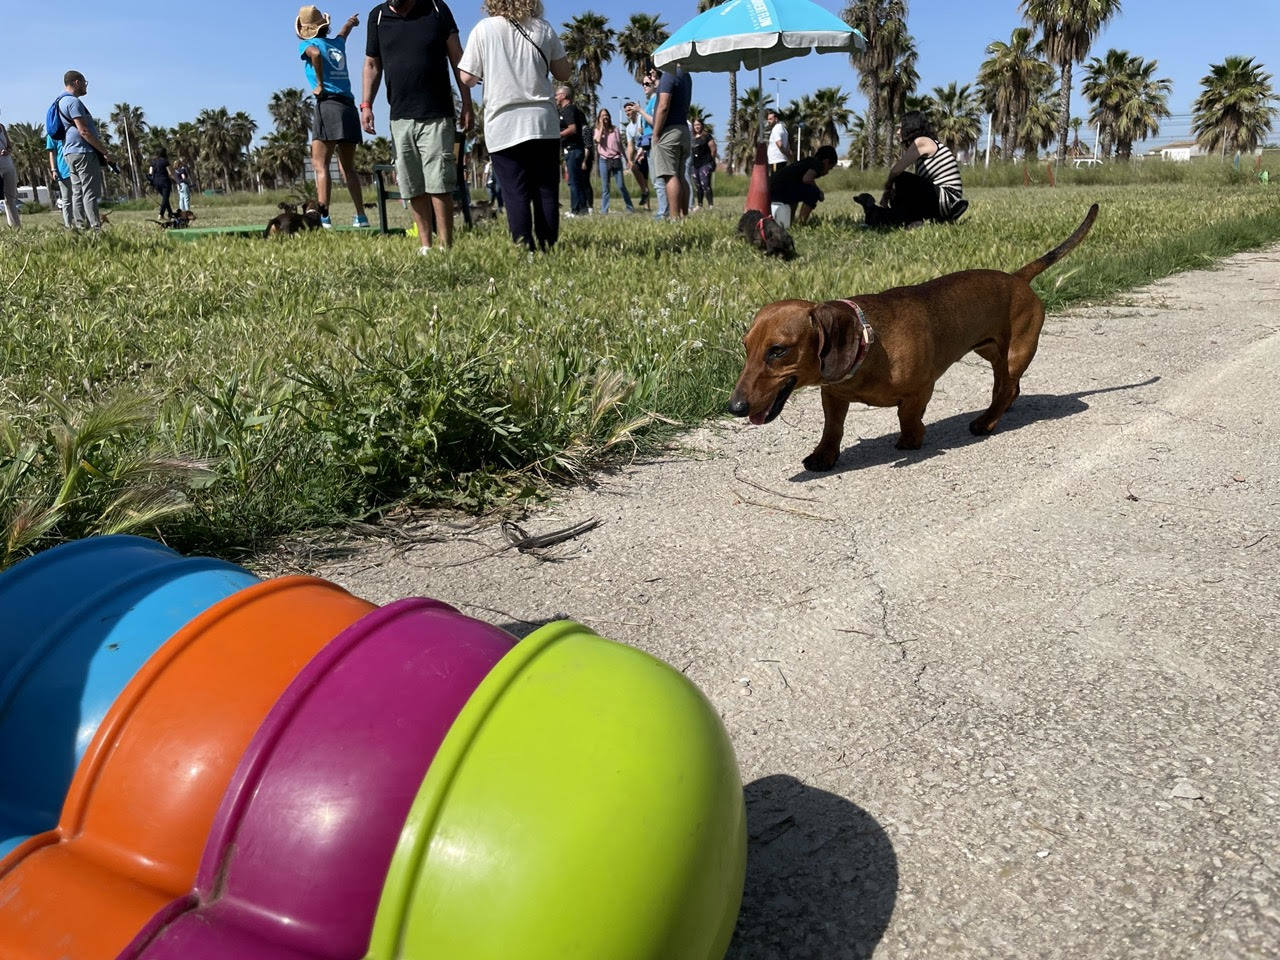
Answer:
[{"left": 2, "top": 180, "right": 1278, "bottom": 561}]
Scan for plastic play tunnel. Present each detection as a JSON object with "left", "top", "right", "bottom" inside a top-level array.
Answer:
[{"left": 0, "top": 537, "right": 747, "bottom": 960}]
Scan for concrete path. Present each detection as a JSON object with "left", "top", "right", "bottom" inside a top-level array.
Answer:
[{"left": 299, "top": 246, "right": 1280, "bottom": 959}]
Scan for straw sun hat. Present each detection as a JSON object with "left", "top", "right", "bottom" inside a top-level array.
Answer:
[{"left": 296, "top": 5, "right": 331, "bottom": 39}]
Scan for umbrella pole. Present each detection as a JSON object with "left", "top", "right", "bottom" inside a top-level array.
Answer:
[{"left": 746, "top": 52, "right": 771, "bottom": 217}]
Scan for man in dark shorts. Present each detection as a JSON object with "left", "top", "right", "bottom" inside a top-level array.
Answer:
[
  {"left": 768, "top": 144, "right": 837, "bottom": 225},
  {"left": 297, "top": 6, "right": 368, "bottom": 227},
  {"left": 362, "top": 0, "right": 473, "bottom": 251}
]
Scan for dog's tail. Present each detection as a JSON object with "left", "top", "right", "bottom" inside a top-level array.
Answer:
[{"left": 1015, "top": 203, "right": 1099, "bottom": 283}]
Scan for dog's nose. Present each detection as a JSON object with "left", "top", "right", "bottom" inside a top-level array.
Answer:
[{"left": 727, "top": 395, "right": 750, "bottom": 417}]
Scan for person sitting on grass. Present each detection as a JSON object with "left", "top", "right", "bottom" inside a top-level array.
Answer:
[
  {"left": 855, "top": 109, "right": 967, "bottom": 229},
  {"left": 767, "top": 144, "right": 838, "bottom": 226}
]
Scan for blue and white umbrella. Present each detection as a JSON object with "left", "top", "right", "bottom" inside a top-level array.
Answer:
[{"left": 652, "top": 0, "right": 864, "bottom": 74}]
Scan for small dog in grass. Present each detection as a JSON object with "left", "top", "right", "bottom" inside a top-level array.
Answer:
[
  {"left": 153, "top": 210, "right": 197, "bottom": 229},
  {"left": 737, "top": 210, "right": 796, "bottom": 260},
  {"left": 263, "top": 200, "right": 323, "bottom": 237}
]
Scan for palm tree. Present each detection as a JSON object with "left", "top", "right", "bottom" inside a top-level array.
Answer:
[
  {"left": 6, "top": 122, "right": 49, "bottom": 198},
  {"left": 842, "top": 0, "right": 908, "bottom": 167},
  {"left": 1192, "top": 56, "right": 1278, "bottom": 158},
  {"left": 932, "top": 82, "right": 982, "bottom": 158},
  {"left": 1083, "top": 50, "right": 1172, "bottom": 160},
  {"left": 1017, "top": 74, "right": 1059, "bottom": 158},
  {"left": 230, "top": 111, "right": 259, "bottom": 190},
  {"left": 845, "top": 111, "right": 874, "bottom": 168},
  {"left": 808, "top": 87, "right": 853, "bottom": 149},
  {"left": 109, "top": 103, "right": 147, "bottom": 197},
  {"left": 196, "top": 107, "right": 237, "bottom": 191},
  {"left": 617, "top": 13, "right": 668, "bottom": 83},
  {"left": 733, "top": 86, "right": 772, "bottom": 171},
  {"left": 269, "top": 87, "right": 312, "bottom": 145},
  {"left": 561, "top": 12, "right": 616, "bottom": 119},
  {"left": 256, "top": 129, "right": 308, "bottom": 187},
  {"left": 1069, "top": 115, "right": 1085, "bottom": 155},
  {"left": 978, "top": 27, "right": 1052, "bottom": 158},
  {"left": 695, "top": 0, "right": 738, "bottom": 171},
  {"left": 1021, "top": 0, "right": 1122, "bottom": 164},
  {"left": 880, "top": 29, "right": 918, "bottom": 160}
]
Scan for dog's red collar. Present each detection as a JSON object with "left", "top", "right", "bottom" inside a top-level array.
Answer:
[
  {"left": 831, "top": 298, "right": 876, "bottom": 383},
  {"left": 757, "top": 215, "right": 773, "bottom": 240}
]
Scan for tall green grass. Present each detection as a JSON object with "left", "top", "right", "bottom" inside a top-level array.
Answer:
[{"left": 2, "top": 181, "right": 1278, "bottom": 561}]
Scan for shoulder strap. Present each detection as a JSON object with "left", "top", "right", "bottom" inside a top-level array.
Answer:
[{"left": 507, "top": 18, "right": 550, "bottom": 75}]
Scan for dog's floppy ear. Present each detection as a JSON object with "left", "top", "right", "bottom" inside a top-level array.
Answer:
[{"left": 810, "top": 302, "right": 861, "bottom": 382}]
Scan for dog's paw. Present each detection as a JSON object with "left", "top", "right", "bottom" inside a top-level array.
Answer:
[
  {"left": 802, "top": 448, "right": 839, "bottom": 472},
  {"left": 894, "top": 436, "right": 924, "bottom": 450},
  {"left": 967, "top": 418, "right": 995, "bottom": 436}
]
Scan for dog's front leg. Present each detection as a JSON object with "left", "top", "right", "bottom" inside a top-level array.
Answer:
[
  {"left": 895, "top": 384, "right": 934, "bottom": 450},
  {"left": 803, "top": 389, "right": 850, "bottom": 471}
]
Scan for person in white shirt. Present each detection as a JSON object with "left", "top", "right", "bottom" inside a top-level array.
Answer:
[
  {"left": 766, "top": 107, "right": 790, "bottom": 175},
  {"left": 458, "top": 0, "right": 571, "bottom": 250}
]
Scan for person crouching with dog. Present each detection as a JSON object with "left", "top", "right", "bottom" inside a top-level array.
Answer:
[
  {"left": 855, "top": 110, "right": 967, "bottom": 228},
  {"left": 767, "top": 144, "right": 837, "bottom": 226},
  {"left": 296, "top": 6, "right": 369, "bottom": 228}
]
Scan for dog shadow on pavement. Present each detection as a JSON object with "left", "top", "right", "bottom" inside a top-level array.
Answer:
[
  {"left": 727, "top": 774, "right": 897, "bottom": 960},
  {"left": 790, "top": 376, "right": 1160, "bottom": 481}
]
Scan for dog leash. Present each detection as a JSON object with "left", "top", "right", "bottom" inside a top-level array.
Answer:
[{"left": 830, "top": 298, "right": 876, "bottom": 383}]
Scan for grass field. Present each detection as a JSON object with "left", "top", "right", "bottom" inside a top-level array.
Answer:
[{"left": 2, "top": 174, "right": 1279, "bottom": 563}]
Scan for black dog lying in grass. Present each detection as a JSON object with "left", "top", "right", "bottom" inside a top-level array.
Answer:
[
  {"left": 737, "top": 210, "right": 796, "bottom": 260},
  {"left": 263, "top": 200, "right": 323, "bottom": 238}
]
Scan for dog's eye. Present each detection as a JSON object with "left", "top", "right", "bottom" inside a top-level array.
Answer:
[{"left": 766, "top": 345, "right": 790, "bottom": 362}]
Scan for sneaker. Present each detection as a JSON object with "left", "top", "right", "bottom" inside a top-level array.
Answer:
[
  {"left": 417, "top": 244, "right": 436, "bottom": 255},
  {"left": 353, "top": 214, "right": 370, "bottom": 228},
  {"left": 320, "top": 215, "right": 333, "bottom": 229}
]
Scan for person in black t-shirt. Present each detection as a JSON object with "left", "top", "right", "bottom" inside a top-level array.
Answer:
[
  {"left": 554, "top": 85, "right": 590, "bottom": 216},
  {"left": 147, "top": 147, "right": 175, "bottom": 220},
  {"left": 362, "top": 0, "right": 474, "bottom": 252},
  {"left": 768, "top": 144, "right": 837, "bottom": 225}
]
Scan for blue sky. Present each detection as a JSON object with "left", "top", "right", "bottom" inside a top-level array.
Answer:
[{"left": 5, "top": 0, "right": 1275, "bottom": 150}]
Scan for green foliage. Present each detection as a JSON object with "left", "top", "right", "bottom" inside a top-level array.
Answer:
[{"left": 4, "top": 181, "right": 1280, "bottom": 560}]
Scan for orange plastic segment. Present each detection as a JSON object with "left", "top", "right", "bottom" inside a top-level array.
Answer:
[{"left": 0, "top": 577, "right": 374, "bottom": 960}]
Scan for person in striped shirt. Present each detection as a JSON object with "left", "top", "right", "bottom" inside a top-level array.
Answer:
[{"left": 855, "top": 110, "right": 967, "bottom": 228}]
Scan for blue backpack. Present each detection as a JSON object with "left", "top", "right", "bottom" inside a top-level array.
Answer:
[{"left": 45, "top": 94, "right": 73, "bottom": 141}]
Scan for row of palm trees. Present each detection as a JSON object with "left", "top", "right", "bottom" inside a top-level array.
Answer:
[
  {"left": 2, "top": 88, "right": 397, "bottom": 204},
  {"left": 561, "top": 5, "right": 1274, "bottom": 176}
]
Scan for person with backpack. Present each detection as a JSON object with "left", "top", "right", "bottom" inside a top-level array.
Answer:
[
  {"left": 147, "top": 147, "right": 175, "bottom": 221},
  {"left": 46, "top": 129, "right": 79, "bottom": 229},
  {"left": 361, "top": 0, "right": 474, "bottom": 253},
  {"left": 49, "top": 70, "right": 114, "bottom": 231}
]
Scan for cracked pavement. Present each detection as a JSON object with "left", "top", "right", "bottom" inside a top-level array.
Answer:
[{"left": 295, "top": 245, "right": 1280, "bottom": 959}]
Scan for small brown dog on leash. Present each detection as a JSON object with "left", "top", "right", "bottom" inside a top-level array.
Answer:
[
  {"left": 728, "top": 204, "right": 1098, "bottom": 470},
  {"left": 737, "top": 210, "right": 796, "bottom": 260},
  {"left": 263, "top": 200, "right": 323, "bottom": 237}
]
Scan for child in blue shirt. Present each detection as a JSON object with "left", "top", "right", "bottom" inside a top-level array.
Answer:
[{"left": 296, "top": 6, "right": 368, "bottom": 227}]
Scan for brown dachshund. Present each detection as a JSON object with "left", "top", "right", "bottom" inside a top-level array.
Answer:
[{"left": 728, "top": 204, "right": 1098, "bottom": 470}]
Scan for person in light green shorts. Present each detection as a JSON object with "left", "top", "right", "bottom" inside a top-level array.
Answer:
[{"left": 361, "top": 0, "right": 474, "bottom": 252}]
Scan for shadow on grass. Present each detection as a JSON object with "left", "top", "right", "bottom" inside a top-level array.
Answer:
[
  {"left": 727, "top": 774, "right": 897, "bottom": 960},
  {"left": 788, "top": 376, "right": 1160, "bottom": 481}
]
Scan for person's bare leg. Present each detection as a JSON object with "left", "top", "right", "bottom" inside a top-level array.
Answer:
[
  {"left": 665, "top": 174, "right": 683, "bottom": 219},
  {"left": 795, "top": 202, "right": 816, "bottom": 225},
  {"left": 336, "top": 142, "right": 365, "bottom": 215},
  {"left": 408, "top": 194, "right": 434, "bottom": 248},
  {"left": 678, "top": 173, "right": 690, "bottom": 216},
  {"left": 311, "top": 139, "right": 333, "bottom": 212},
  {"left": 430, "top": 193, "right": 453, "bottom": 247}
]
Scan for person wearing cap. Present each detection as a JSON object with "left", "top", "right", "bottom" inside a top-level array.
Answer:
[
  {"left": 362, "top": 0, "right": 474, "bottom": 253},
  {"left": 296, "top": 6, "right": 369, "bottom": 228}
]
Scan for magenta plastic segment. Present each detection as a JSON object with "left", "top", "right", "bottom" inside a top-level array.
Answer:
[{"left": 120, "top": 598, "right": 517, "bottom": 960}]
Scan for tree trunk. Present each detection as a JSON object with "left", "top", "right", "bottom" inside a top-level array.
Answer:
[
  {"left": 726, "top": 71, "right": 738, "bottom": 174},
  {"left": 866, "top": 81, "right": 880, "bottom": 167},
  {"left": 1056, "top": 60, "right": 1072, "bottom": 164}
]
